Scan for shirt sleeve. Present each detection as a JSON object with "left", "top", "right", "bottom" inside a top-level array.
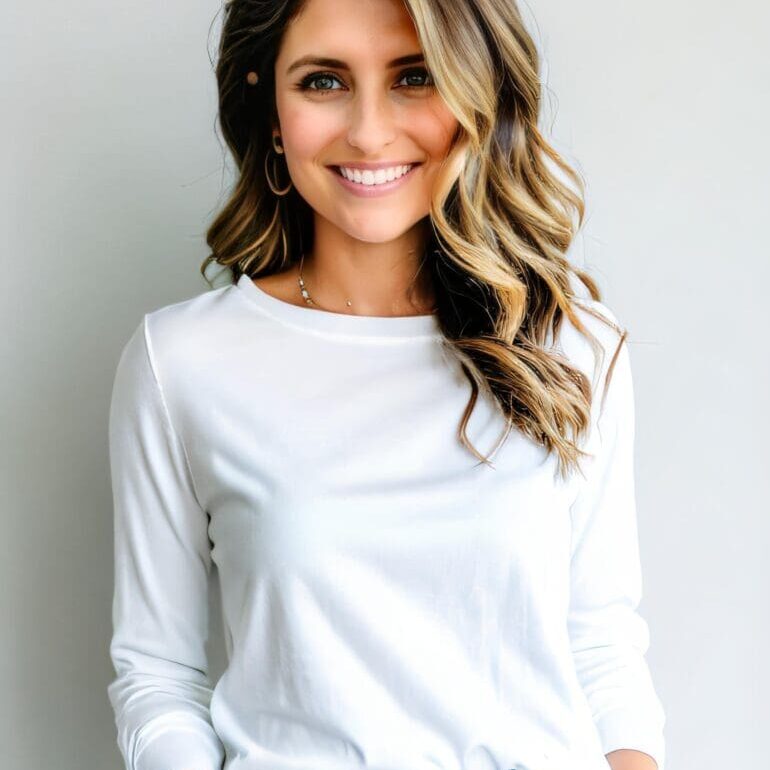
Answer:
[
  {"left": 107, "top": 315, "right": 225, "bottom": 770},
  {"left": 567, "top": 333, "right": 667, "bottom": 770}
]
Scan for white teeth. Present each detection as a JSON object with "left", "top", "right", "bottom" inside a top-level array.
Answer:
[{"left": 338, "top": 164, "right": 413, "bottom": 185}]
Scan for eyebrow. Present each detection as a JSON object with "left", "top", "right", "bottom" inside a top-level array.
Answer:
[{"left": 286, "top": 53, "right": 425, "bottom": 76}]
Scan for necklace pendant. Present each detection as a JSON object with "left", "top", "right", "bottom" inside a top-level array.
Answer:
[{"left": 346, "top": 300, "right": 352, "bottom": 307}]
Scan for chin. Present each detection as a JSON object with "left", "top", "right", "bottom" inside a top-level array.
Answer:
[{"left": 341, "top": 223, "right": 418, "bottom": 245}]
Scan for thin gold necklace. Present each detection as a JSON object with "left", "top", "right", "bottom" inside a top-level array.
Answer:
[
  {"left": 297, "top": 253, "right": 350, "bottom": 308},
  {"left": 296, "top": 252, "right": 437, "bottom": 314}
]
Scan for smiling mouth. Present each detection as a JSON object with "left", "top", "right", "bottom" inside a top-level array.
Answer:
[{"left": 329, "top": 163, "right": 422, "bottom": 186}]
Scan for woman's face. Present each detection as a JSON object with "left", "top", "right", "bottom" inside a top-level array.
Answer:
[{"left": 273, "top": 0, "right": 459, "bottom": 245}]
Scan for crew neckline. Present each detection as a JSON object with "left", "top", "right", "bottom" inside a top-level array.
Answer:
[{"left": 235, "top": 273, "right": 443, "bottom": 340}]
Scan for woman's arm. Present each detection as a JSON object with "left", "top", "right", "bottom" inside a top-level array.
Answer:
[
  {"left": 567, "top": 327, "right": 666, "bottom": 770},
  {"left": 107, "top": 315, "right": 225, "bottom": 770}
]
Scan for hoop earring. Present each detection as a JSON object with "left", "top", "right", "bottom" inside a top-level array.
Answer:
[{"left": 265, "top": 143, "right": 292, "bottom": 196}]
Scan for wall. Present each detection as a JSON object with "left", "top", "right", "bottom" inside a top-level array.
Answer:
[{"left": 2, "top": 1, "right": 766, "bottom": 767}]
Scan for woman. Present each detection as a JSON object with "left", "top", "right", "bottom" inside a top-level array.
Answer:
[{"left": 106, "top": 1, "right": 666, "bottom": 769}]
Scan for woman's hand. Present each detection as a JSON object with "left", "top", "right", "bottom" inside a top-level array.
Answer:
[{"left": 606, "top": 748, "right": 658, "bottom": 770}]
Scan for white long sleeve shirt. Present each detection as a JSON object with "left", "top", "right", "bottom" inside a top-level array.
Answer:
[{"left": 107, "top": 274, "right": 666, "bottom": 770}]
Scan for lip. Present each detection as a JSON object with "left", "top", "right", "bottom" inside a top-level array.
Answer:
[{"left": 328, "top": 163, "right": 421, "bottom": 198}]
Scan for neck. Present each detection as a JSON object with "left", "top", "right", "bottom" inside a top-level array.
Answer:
[{"left": 298, "top": 219, "right": 436, "bottom": 316}]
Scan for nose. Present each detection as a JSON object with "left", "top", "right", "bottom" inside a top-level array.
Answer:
[{"left": 345, "top": 89, "right": 398, "bottom": 155}]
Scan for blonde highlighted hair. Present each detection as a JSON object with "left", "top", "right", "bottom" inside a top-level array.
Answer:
[{"left": 204, "top": 0, "right": 627, "bottom": 480}]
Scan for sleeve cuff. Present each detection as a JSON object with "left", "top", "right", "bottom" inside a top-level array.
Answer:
[
  {"left": 133, "top": 713, "right": 224, "bottom": 770},
  {"left": 595, "top": 706, "right": 666, "bottom": 770}
]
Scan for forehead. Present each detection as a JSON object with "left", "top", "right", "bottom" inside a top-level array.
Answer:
[{"left": 277, "top": 0, "right": 422, "bottom": 67}]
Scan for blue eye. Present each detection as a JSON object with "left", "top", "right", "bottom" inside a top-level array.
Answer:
[
  {"left": 299, "top": 72, "right": 342, "bottom": 92},
  {"left": 397, "top": 67, "right": 434, "bottom": 89}
]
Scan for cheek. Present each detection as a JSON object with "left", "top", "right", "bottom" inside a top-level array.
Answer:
[
  {"left": 412, "top": 103, "right": 459, "bottom": 159},
  {"left": 277, "top": 101, "right": 338, "bottom": 160}
]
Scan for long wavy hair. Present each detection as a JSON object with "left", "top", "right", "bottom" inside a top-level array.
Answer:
[{"left": 202, "top": 0, "right": 627, "bottom": 481}]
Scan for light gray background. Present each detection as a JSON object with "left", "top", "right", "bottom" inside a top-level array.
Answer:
[{"left": 3, "top": 1, "right": 767, "bottom": 768}]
